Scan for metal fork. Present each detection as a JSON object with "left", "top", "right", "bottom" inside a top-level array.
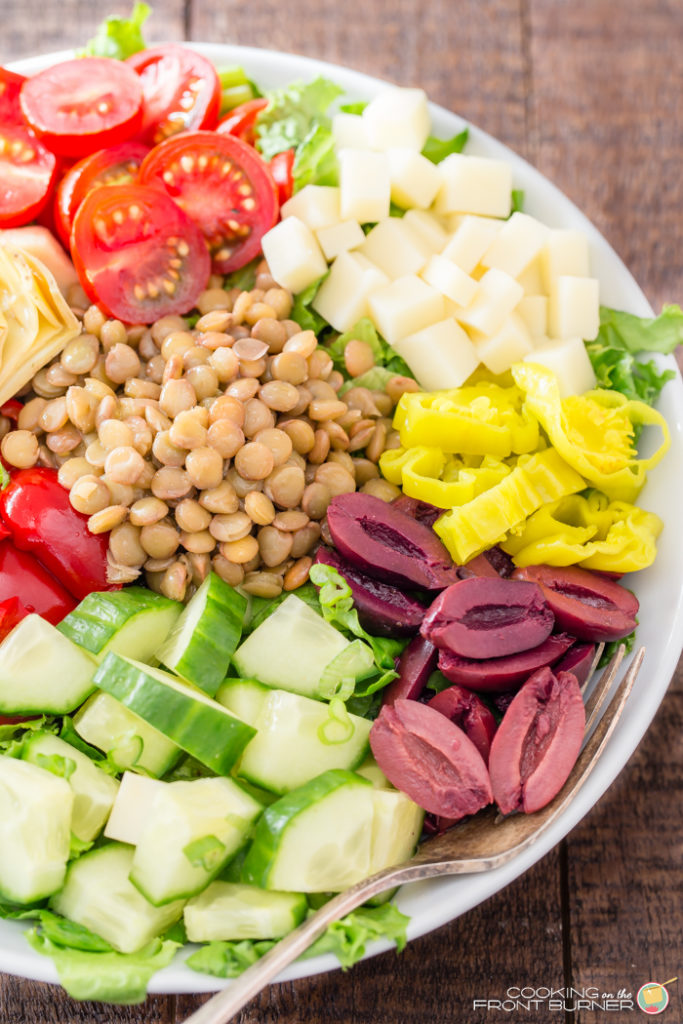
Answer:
[{"left": 183, "top": 644, "right": 645, "bottom": 1024}]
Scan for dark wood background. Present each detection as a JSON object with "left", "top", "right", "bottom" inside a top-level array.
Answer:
[{"left": 1, "top": 2, "right": 681, "bottom": 1021}]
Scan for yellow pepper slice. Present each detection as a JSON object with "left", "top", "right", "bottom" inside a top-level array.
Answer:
[
  {"left": 379, "top": 447, "right": 511, "bottom": 508},
  {"left": 501, "top": 490, "right": 663, "bottom": 571},
  {"left": 512, "top": 362, "right": 670, "bottom": 502},
  {"left": 434, "top": 448, "right": 586, "bottom": 564}
]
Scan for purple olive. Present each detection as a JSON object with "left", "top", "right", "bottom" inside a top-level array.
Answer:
[
  {"left": 456, "top": 546, "right": 515, "bottom": 580},
  {"left": 512, "top": 564, "right": 638, "bottom": 642},
  {"left": 421, "top": 577, "right": 554, "bottom": 660},
  {"left": 553, "top": 642, "right": 596, "bottom": 688},
  {"left": 313, "top": 546, "right": 425, "bottom": 637},
  {"left": 326, "top": 492, "right": 459, "bottom": 591},
  {"left": 437, "top": 632, "right": 575, "bottom": 692},
  {"left": 382, "top": 636, "right": 438, "bottom": 706},
  {"left": 427, "top": 684, "right": 498, "bottom": 764},
  {"left": 391, "top": 494, "right": 443, "bottom": 528}
]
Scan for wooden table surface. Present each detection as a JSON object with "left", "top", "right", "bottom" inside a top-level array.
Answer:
[{"left": 1, "top": 2, "right": 682, "bottom": 1022}]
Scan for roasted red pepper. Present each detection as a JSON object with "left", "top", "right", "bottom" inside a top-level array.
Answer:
[
  {"left": 0, "top": 542, "right": 76, "bottom": 624},
  {"left": 0, "top": 400, "right": 22, "bottom": 423},
  {"left": 0, "top": 466, "right": 118, "bottom": 602},
  {"left": 0, "top": 595, "right": 30, "bottom": 642}
]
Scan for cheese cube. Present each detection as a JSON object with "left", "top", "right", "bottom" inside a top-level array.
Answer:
[
  {"left": 473, "top": 313, "right": 533, "bottom": 375},
  {"left": 517, "top": 295, "right": 549, "bottom": 338},
  {"left": 403, "top": 209, "right": 450, "bottom": 253},
  {"left": 548, "top": 275, "right": 600, "bottom": 340},
  {"left": 392, "top": 318, "right": 479, "bottom": 391},
  {"left": 480, "top": 212, "right": 548, "bottom": 278},
  {"left": 261, "top": 217, "right": 328, "bottom": 294},
  {"left": 455, "top": 268, "right": 524, "bottom": 337},
  {"left": 281, "top": 186, "right": 341, "bottom": 231},
  {"left": 315, "top": 220, "right": 365, "bottom": 261},
  {"left": 358, "top": 218, "right": 432, "bottom": 279},
  {"left": 386, "top": 148, "right": 442, "bottom": 209},
  {"left": 312, "top": 251, "right": 389, "bottom": 332},
  {"left": 332, "top": 112, "right": 370, "bottom": 150},
  {"left": 540, "top": 229, "right": 590, "bottom": 291},
  {"left": 339, "top": 149, "right": 391, "bottom": 223},
  {"left": 441, "top": 216, "right": 503, "bottom": 273},
  {"left": 517, "top": 257, "right": 546, "bottom": 296},
  {"left": 368, "top": 274, "right": 445, "bottom": 345},
  {"left": 421, "top": 255, "right": 478, "bottom": 308},
  {"left": 362, "top": 88, "right": 431, "bottom": 152},
  {"left": 435, "top": 154, "right": 513, "bottom": 218},
  {"left": 523, "top": 337, "right": 597, "bottom": 397}
]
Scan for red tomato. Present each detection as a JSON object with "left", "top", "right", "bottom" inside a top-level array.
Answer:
[
  {"left": 270, "top": 148, "right": 296, "bottom": 205},
  {"left": 54, "top": 141, "right": 149, "bottom": 248},
  {"left": 19, "top": 57, "right": 142, "bottom": 158},
  {"left": 139, "top": 131, "right": 279, "bottom": 274},
  {"left": 217, "top": 98, "right": 268, "bottom": 146},
  {"left": 0, "top": 67, "right": 26, "bottom": 123},
  {"left": 0, "top": 122, "right": 58, "bottom": 227},
  {"left": 70, "top": 183, "right": 210, "bottom": 324},
  {"left": 127, "top": 45, "right": 221, "bottom": 147}
]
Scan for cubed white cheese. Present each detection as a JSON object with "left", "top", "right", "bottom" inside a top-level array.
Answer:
[
  {"left": 261, "top": 217, "right": 328, "bottom": 294},
  {"left": 517, "top": 257, "right": 547, "bottom": 296},
  {"left": 368, "top": 274, "right": 445, "bottom": 345},
  {"left": 420, "top": 254, "right": 478, "bottom": 308},
  {"left": 362, "top": 87, "right": 431, "bottom": 152},
  {"left": 523, "top": 337, "right": 597, "bottom": 397},
  {"left": 403, "top": 209, "right": 450, "bottom": 253},
  {"left": 441, "top": 215, "right": 503, "bottom": 273},
  {"left": 391, "top": 318, "right": 480, "bottom": 391},
  {"left": 338, "top": 149, "right": 391, "bottom": 223},
  {"left": 480, "top": 212, "right": 548, "bottom": 278},
  {"left": 358, "top": 218, "right": 432, "bottom": 279},
  {"left": 540, "top": 229, "right": 591, "bottom": 291},
  {"left": 435, "top": 154, "right": 513, "bottom": 218},
  {"left": 473, "top": 313, "right": 533, "bottom": 375},
  {"left": 517, "top": 295, "right": 549, "bottom": 338},
  {"left": 315, "top": 220, "right": 365, "bottom": 261},
  {"left": 455, "top": 268, "right": 524, "bottom": 337},
  {"left": 332, "top": 112, "right": 370, "bottom": 150},
  {"left": 312, "top": 251, "right": 389, "bottom": 332},
  {"left": 280, "top": 185, "right": 341, "bottom": 231},
  {"left": 548, "top": 275, "right": 600, "bottom": 340},
  {"left": 386, "top": 147, "right": 442, "bottom": 209}
]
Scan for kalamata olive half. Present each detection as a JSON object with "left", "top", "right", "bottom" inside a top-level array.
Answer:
[
  {"left": 488, "top": 666, "right": 585, "bottom": 814},
  {"left": 421, "top": 576, "right": 554, "bottom": 660},
  {"left": 511, "top": 564, "right": 638, "bottom": 642},
  {"left": 391, "top": 494, "right": 443, "bottom": 528},
  {"left": 313, "top": 546, "right": 425, "bottom": 637},
  {"left": 553, "top": 642, "right": 596, "bottom": 688},
  {"left": 427, "top": 684, "right": 498, "bottom": 764},
  {"left": 382, "top": 635, "right": 438, "bottom": 705},
  {"left": 437, "top": 632, "right": 575, "bottom": 692},
  {"left": 326, "top": 492, "right": 459, "bottom": 591}
]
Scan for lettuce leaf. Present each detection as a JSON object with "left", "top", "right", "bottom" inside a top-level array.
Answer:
[
  {"left": 293, "top": 124, "right": 339, "bottom": 190},
  {"left": 289, "top": 275, "right": 329, "bottom": 334},
  {"left": 255, "top": 77, "right": 344, "bottom": 161},
  {"left": 421, "top": 128, "right": 468, "bottom": 164},
  {"left": 79, "top": 2, "right": 150, "bottom": 60},
  {"left": 186, "top": 937, "right": 276, "bottom": 978},
  {"left": 325, "top": 317, "right": 415, "bottom": 383},
  {"left": 585, "top": 304, "right": 681, "bottom": 404}
]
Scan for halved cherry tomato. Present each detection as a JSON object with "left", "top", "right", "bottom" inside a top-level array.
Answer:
[
  {"left": 70, "top": 183, "right": 210, "bottom": 324},
  {"left": 270, "top": 148, "right": 296, "bottom": 205},
  {"left": 217, "top": 97, "right": 268, "bottom": 146},
  {"left": 0, "top": 67, "right": 26, "bottom": 123},
  {"left": 127, "top": 45, "right": 221, "bottom": 147},
  {"left": 139, "top": 131, "right": 279, "bottom": 274},
  {"left": 19, "top": 57, "right": 142, "bottom": 158},
  {"left": 0, "top": 122, "right": 58, "bottom": 227},
  {"left": 54, "top": 141, "right": 149, "bottom": 248}
]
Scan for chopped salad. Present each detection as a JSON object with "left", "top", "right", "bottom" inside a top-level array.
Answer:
[{"left": 0, "top": 1, "right": 681, "bottom": 1005}]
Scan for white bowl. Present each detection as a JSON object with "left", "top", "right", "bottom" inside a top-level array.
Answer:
[{"left": 5, "top": 43, "right": 683, "bottom": 995}]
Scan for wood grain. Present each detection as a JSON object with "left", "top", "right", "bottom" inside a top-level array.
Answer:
[{"left": 0, "top": 1, "right": 681, "bottom": 1021}]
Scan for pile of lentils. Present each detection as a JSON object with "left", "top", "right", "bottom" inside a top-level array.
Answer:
[{"left": 0, "top": 262, "right": 420, "bottom": 602}]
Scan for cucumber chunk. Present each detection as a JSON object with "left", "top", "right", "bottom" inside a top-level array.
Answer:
[
  {"left": 184, "top": 882, "right": 307, "bottom": 942},
  {"left": 232, "top": 595, "right": 363, "bottom": 698},
  {"left": 0, "top": 755, "right": 73, "bottom": 903},
  {"left": 155, "top": 573, "right": 247, "bottom": 696},
  {"left": 355, "top": 755, "right": 394, "bottom": 789},
  {"left": 21, "top": 732, "right": 119, "bottom": 843},
  {"left": 241, "top": 769, "right": 375, "bottom": 892},
  {"left": 104, "top": 771, "right": 166, "bottom": 846},
  {"left": 0, "top": 614, "right": 97, "bottom": 714},
  {"left": 73, "top": 692, "right": 181, "bottom": 778},
  {"left": 214, "top": 678, "right": 270, "bottom": 727},
  {"left": 50, "top": 843, "right": 184, "bottom": 954},
  {"left": 93, "top": 654, "right": 256, "bottom": 774},
  {"left": 129, "top": 777, "right": 263, "bottom": 905},
  {"left": 368, "top": 789, "right": 424, "bottom": 874},
  {"left": 218, "top": 684, "right": 372, "bottom": 794},
  {"left": 57, "top": 587, "right": 182, "bottom": 664}
]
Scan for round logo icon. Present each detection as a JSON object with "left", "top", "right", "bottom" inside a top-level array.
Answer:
[{"left": 637, "top": 982, "right": 670, "bottom": 1014}]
